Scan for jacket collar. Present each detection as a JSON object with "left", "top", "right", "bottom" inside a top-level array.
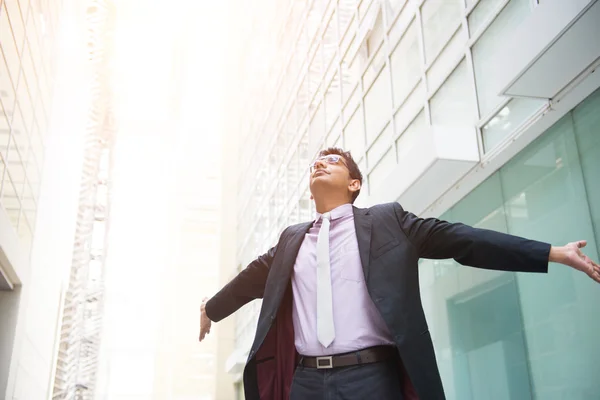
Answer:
[{"left": 281, "top": 206, "right": 372, "bottom": 282}]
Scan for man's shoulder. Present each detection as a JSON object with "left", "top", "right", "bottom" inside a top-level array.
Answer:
[
  {"left": 281, "top": 221, "right": 313, "bottom": 237},
  {"left": 362, "top": 201, "right": 401, "bottom": 215}
]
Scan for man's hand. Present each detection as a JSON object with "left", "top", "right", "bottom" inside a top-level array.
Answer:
[
  {"left": 550, "top": 241, "right": 600, "bottom": 283},
  {"left": 199, "top": 297, "right": 212, "bottom": 342}
]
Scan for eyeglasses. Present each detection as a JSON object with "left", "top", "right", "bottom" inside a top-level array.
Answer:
[{"left": 309, "top": 154, "right": 345, "bottom": 174}]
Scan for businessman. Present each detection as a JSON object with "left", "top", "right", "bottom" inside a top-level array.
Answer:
[{"left": 199, "top": 147, "right": 599, "bottom": 400}]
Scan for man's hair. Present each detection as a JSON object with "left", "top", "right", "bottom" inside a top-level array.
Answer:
[{"left": 318, "top": 147, "right": 363, "bottom": 203}]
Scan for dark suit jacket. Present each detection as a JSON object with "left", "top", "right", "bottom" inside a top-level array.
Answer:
[{"left": 206, "top": 202, "right": 551, "bottom": 399}]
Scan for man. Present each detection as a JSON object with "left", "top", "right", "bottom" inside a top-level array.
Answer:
[{"left": 199, "top": 148, "right": 599, "bottom": 399}]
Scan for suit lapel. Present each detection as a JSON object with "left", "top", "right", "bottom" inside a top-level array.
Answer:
[
  {"left": 268, "top": 221, "right": 313, "bottom": 299},
  {"left": 353, "top": 206, "right": 372, "bottom": 280},
  {"left": 279, "top": 221, "right": 313, "bottom": 280}
]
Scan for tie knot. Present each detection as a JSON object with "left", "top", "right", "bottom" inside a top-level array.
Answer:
[{"left": 322, "top": 212, "right": 331, "bottom": 221}]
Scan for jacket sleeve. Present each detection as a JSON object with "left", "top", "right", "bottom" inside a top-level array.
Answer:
[
  {"left": 393, "top": 202, "right": 551, "bottom": 273},
  {"left": 205, "top": 233, "right": 283, "bottom": 323}
]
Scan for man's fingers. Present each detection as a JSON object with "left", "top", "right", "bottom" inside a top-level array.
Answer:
[{"left": 576, "top": 240, "right": 587, "bottom": 249}]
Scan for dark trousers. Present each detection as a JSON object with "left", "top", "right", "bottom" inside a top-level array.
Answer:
[{"left": 290, "top": 358, "right": 404, "bottom": 400}]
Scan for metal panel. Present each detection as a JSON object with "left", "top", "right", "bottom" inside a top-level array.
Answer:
[{"left": 492, "top": 0, "right": 600, "bottom": 99}]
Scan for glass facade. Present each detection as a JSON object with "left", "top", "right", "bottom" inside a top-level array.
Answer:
[
  {"left": 228, "top": 0, "right": 599, "bottom": 397},
  {"left": 419, "top": 87, "right": 600, "bottom": 399},
  {"left": 234, "top": 0, "right": 548, "bottom": 270},
  {"left": 0, "top": 0, "right": 58, "bottom": 254}
]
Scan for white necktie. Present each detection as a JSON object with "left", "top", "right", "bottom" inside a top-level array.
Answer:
[{"left": 316, "top": 212, "right": 335, "bottom": 348}]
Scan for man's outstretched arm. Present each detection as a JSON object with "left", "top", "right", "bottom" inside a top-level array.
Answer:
[
  {"left": 393, "top": 203, "right": 600, "bottom": 283},
  {"left": 199, "top": 242, "right": 280, "bottom": 342}
]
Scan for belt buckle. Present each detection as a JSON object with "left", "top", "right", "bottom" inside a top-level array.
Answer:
[{"left": 316, "top": 356, "right": 333, "bottom": 369}]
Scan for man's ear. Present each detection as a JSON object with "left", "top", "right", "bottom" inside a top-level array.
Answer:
[
  {"left": 348, "top": 179, "right": 361, "bottom": 194},
  {"left": 310, "top": 194, "right": 314, "bottom": 200}
]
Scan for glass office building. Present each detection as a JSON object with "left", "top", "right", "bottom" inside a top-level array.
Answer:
[
  {"left": 0, "top": 0, "right": 57, "bottom": 254},
  {"left": 223, "top": 0, "right": 600, "bottom": 398}
]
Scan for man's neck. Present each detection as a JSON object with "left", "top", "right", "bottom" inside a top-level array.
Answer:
[{"left": 314, "top": 198, "right": 351, "bottom": 214}]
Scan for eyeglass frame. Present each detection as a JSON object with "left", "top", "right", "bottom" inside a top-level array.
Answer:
[{"left": 308, "top": 154, "right": 348, "bottom": 174}]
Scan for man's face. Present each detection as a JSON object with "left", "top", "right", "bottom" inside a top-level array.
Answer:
[{"left": 309, "top": 154, "right": 360, "bottom": 200}]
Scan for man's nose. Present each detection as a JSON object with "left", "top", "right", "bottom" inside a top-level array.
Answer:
[{"left": 314, "top": 159, "right": 327, "bottom": 169}]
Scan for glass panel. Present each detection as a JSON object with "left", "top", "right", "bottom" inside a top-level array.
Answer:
[
  {"left": 1, "top": 171, "right": 20, "bottom": 228},
  {"left": 472, "top": 0, "right": 532, "bottom": 117},
  {"left": 418, "top": 82, "right": 600, "bottom": 400},
  {"left": 426, "top": 26, "right": 467, "bottom": 92},
  {"left": 325, "top": 73, "right": 341, "bottom": 131},
  {"left": 367, "top": 123, "right": 393, "bottom": 167},
  {"left": 364, "top": 66, "right": 392, "bottom": 145},
  {"left": 1, "top": 4, "right": 21, "bottom": 84},
  {"left": 421, "top": 0, "right": 462, "bottom": 62},
  {"left": 309, "top": 104, "right": 325, "bottom": 156},
  {"left": 0, "top": 107, "right": 8, "bottom": 183},
  {"left": 482, "top": 98, "right": 546, "bottom": 152},
  {"left": 396, "top": 110, "right": 425, "bottom": 162},
  {"left": 363, "top": 41, "right": 384, "bottom": 89},
  {"left": 339, "top": 0, "right": 357, "bottom": 40},
  {"left": 11, "top": 104, "right": 29, "bottom": 161},
  {"left": 390, "top": 20, "right": 421, "bottom": 108},
  {"left": 386, "top": 0, "right": 409, "bottom": 17},
  {"left": 468, "top": 0, "right": 506, "bottom": 36},
  {"left": 430, "top": 60, "right": 476, "bottom": 128},
  {"left": 394, "top": 80, "right": 425, "bottom": 135},
  {"left": 368, "top": 147, "right": 396, "bottom": 189},
  {"left": 344, "top": 106, "right": 365, "bottom": 156},
  {"left": 0, "top": 57, "right": 16, "bottom": 122},
  {"left": 501, "top": 111, "right": 600, "bottom": 399},
  {"left": 299, "top": 189, "right": 311, "bottom": 222},
  {"left": 572, "top": 87, "right": 600, "bottom": 251}
]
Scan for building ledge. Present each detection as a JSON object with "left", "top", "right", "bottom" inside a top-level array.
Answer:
[
  {"left": 365, "top": 125, "right": 479, "bottom": 213},
  {"left": 493, "top": 0, "right": 600, "bottom": 99}
]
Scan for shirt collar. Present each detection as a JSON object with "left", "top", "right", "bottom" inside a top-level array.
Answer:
[{"left": 314, "top": 203, "right": 353, "bottom": 223}]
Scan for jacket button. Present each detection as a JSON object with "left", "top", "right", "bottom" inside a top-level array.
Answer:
[{"left": 270, "top": 315, "right": 276, "bottom": 320}]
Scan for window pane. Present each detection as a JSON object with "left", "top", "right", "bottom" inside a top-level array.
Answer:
[
  {"left": 426, "top": 26, "right": 467, "bottom": 92},
  {"left": 367, "top": 123, "right": 392, "bottom": 167},
  {"left": 501, "top": 111, "right": 600, "bottom": 399},
  {"left": 472, "top": 0, "right": 532, "bottom": 117},
  {"left": 344, "top": 107, "right": 365, "bottom": 156},
  {"left": 482, "top": 97, "right": 546, "bottom": 152},
  {"left": 325, "top": 73, "right": 341, "bottom": 131},
  {"left": 430, "top": 60, "right": 476, "bottom": 128},
  {"left": 364, "top": 66, "right": 392, "bottom": 144},
  {"left": 572, "top": 87, "right": 600, "bottom": 251},
  {"left": 468, "top": 0, "right": 506, "bottom": 36},
  {"left": 396, "top": 110, "right": 425, "bottom": 162},
  {"left": 368, "top": 147, "right": 396, "bottom": 189},
  {"left": 421, "top": 0, "right": 462, "bottom": 62},
  {"left": 390, "top": 20, "right": 421, "bottom": 108}
]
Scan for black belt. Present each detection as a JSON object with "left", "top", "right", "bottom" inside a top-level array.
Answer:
[{"left": 300, "top": 345, "right": 395, "bottom": 369}]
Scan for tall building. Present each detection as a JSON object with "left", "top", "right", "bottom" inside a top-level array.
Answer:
[
  {"left": 221, "top": 0, "right": 600, "bottom": 398},
  {"left": 0, "top": 0, "right": 101, "bottom": 398}
]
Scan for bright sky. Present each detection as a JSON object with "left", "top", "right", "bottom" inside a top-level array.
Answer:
[{"left": 95, "top": 1, "right": 229, "bottom": 398}]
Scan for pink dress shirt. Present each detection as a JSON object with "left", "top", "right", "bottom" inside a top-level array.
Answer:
[{"left": 291, "top": 203, "right": 395, "bottom": 356}]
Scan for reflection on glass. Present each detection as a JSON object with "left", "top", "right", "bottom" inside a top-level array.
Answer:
[
  {"left": 421, "top": 0, "right": 462, "bottom": 62},
  {"left": 344, "top": 106, "right": 365, "bottom": 156},
  {"left": 482, "top": 98, "right": 546, "bottom": 152},
  {"left": 419, "top": 87, "right": 600, "bottom": 399},
  {"left": 364, "top": 66, "right": 392, "bottom": 144},
  {"left": 468, "top": 0, "right": 505, "bottom": 36},
  {"left": 472, "top": 0, "right": 532, "bottom": 117},
  {"left": 390, "top": 21, "right": 421, "bottom": 108},
  {"left": 430, "top": 60, "right": 476, "bottom": 128}
]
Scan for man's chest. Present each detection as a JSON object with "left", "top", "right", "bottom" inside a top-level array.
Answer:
[{"left": 292, "top": 218, "right": 365, "bottom": 287}]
